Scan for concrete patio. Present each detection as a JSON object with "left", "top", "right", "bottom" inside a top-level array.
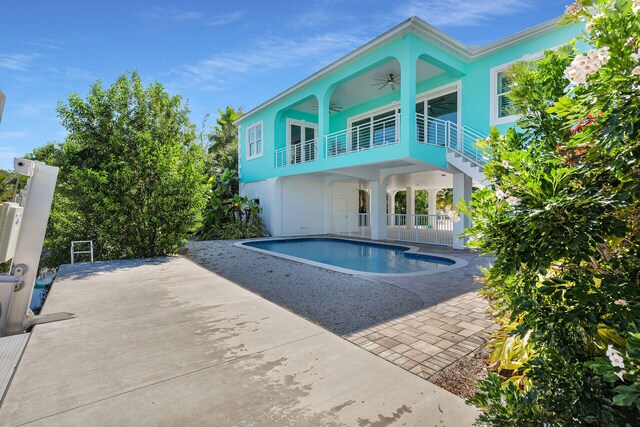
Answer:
[
  {"left": 0, "top": 256, "right": 477, "bottom": 426},
  {"left": 187, "top": 239, "right": 496, "bottom": 382}
]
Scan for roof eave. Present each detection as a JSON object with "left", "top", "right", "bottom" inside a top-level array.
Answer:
[{"left": 235, "top": 15, "right": 566, "bottom": 124}]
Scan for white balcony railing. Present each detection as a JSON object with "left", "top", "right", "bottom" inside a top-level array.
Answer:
[
  {"left": 325, "top": 113, "right": 400, "bottom": 158},
  {"left": 275, "top": 139, "right": 318, "bottom": 168},
  {"left": 386, "top": 214, "right": 453, "bottom": 246},
  {"left": 416, "top": 114, "right": 489, "bottom": 166}
]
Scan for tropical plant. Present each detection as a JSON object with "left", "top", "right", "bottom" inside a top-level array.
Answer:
[
  {"left": 466, "top": 1, "right": 640, "bottom": 424},
  {"left": 207, "top": 106, "right": 243, "bottom": 176},
  {"left": 199, "top": 168, "right": 263, "bottom": 239},
  {"left": 30, "top": 71, "right": 208, "bottom": 266},
  {"left": 198, "top": 106, "right": 265, "bottom": 240}
]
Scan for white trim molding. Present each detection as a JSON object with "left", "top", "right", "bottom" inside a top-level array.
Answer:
[
  {"left": 285, "top": 118, "right": 318, "bottom": 148},
  {"left": 489, "top": 52, "right": 545, "bottom": 127},
  {"left": 246, "top": 121, "right": 264, "bottom": 160},
  {"left": 235, "top": 16, "right": 566, "bottom": 126}
]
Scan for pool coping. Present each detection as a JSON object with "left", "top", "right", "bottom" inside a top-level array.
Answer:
[{"left": 234, "top": 236, "right": 468, "bottom": 277}]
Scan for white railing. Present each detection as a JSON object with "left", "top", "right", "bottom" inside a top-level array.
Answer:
[
  {"left": 416, "top": 114, "right": 489, "bottom": 166},
  {"left": 332, "top": 212, "right": 371, "bottom": 238},
  {"left": 386, "top": 214, "right": 453, "bottom": 246},
  {"left": 275, "top": 139, "right": 318, "bottom": 168},
  {"left": 325, "top": 113, "right": 400, "bottom": 158},
  {"left": 331, "top": 212, "right": 453, "bottom": 246}
]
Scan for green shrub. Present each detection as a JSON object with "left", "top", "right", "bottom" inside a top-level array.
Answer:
[
  {"left": 467, "top": 1, "right": 640, "bottom": 424},
  {"left": 31, "top": 72, "right": 208, "bottom": 266}
]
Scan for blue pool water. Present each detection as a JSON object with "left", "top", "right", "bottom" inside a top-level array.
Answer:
[{"left": 243, "top": 238, "right": 455, "bottom": 274}]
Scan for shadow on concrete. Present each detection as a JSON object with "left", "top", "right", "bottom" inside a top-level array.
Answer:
[
  {"left": 56, "top": 257, "right": 176, "bottom": 281},
  {"left": 185, "top": 238, "right": 492, "bottom": 336}
]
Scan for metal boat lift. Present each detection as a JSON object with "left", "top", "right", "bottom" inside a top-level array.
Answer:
[{"left": 0, "top": 158, "right": 59, "bottom": 336}]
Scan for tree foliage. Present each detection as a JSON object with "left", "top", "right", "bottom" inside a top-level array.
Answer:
[
  {"left": 32, "top": 72, "right": 208, "bottom": 266},
  {"left": 467, "top": 1, "right": 640, "bottom": 424},
  {"left": 198, "top": 106, "right": 264, "bottom": 240}
]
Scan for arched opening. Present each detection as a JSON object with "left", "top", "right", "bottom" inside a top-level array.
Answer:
[
  {"left": 358, "top": 189, "right": 369, "bottom": 227},
  {"left": 274, "top": 95, "right": 319, "bottom": 167},
  {"left": 326, "top": 58, "right": 401, "bottom": 156}
]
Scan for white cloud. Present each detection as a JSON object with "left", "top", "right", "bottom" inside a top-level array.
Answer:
[
  {"left": 395, "top": 0, "right": 533, "bottom": 27},
  {"left": 25, "top": 38, "right": 64, "bottom": 50},
  {"left": 0, "top": 53, "right": 39, "bottom": 71},
  {"left": 204, "top": 11, "right": 245, "bottom": 27},
  {"left": 141, "top": 7, "right": 204, "bottom": 22},
  {"left": 12, "top": 102, "right": 55, "bottom": 118},
  {"left": 141, "top": 7, "right": 243, "bottom": 26},
  {"left": 172, "top": 31, "right": 368, "bottom": 90},
  {"left": 0, "top": 131, "right": 30, "bottom": 140}
]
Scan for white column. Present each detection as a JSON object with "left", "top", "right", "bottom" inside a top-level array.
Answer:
[
  {"left": 272, "top": 178, "right": 283, "bottom": 237},
  {"left": 452, "top": 173, "right": 472, "bottom": 249},
  {"left": 406, "top": 187, "right": 415, "bottom": 228},
  {"left": 324, "top": 178, "right": 333, "bottom": 234},
  {"left": 427, "top": 188, "right": 438, "bottom": 216},
  {"left": 370, "top": 180, "right": 387, "bottom": 241},
  {"left": 388, "top": 190, "right": 396, "bottom": 225}
]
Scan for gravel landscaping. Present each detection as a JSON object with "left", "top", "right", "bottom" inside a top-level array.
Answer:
[
  {"left": 185, "top": 238, "right": 497, "bottom": 397},
  {"left": 185, "top": 240, "right": 424, "bottom": 335}
]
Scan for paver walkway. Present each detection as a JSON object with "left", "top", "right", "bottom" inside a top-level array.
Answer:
[
  {"left": 343, "top": 244, "right": 497, "bottom": 380},
  {"left": 0, "top": 257, "right": 477, "bottom": 426}
]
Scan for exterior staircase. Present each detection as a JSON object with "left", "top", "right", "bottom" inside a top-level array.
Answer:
[
  {"left": 416, "top": 114, "right": 490, "bottom": 186},
  {"left": 446, "top": 150, "right": 488, "bottom": 185}
]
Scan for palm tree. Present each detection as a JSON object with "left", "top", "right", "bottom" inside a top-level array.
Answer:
[{"left": 208, "top": 106, "right": 243, "bottom": 173}]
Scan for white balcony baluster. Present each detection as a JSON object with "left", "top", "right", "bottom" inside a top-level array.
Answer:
[
  {"left": 275, "top": 139, "right": 318, "bottom": 168},
  {"left": 325, "top": 113, "right": 400, "bottom": 158}
]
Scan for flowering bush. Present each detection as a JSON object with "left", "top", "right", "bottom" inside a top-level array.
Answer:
[{"left": 466, "top": 0, "right": 640, "bottom": 424}]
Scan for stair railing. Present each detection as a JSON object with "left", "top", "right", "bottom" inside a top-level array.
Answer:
[{"left": 416, "top": 114, "right": 489, "bottom": 166}]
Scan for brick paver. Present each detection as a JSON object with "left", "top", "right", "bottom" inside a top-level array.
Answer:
[{"left": 342, "top": 244, "right": 497, "bottom": 381}]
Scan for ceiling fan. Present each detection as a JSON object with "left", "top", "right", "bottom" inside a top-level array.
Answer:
[
  {"left": 371, "top": 73, "right": 400, "bottom": 91},
  {"left": 310, "top": 102, "right": 343, "bottom": 114},
  {"left": 427, "top": 95, "right": 456, "bottom": 115}
]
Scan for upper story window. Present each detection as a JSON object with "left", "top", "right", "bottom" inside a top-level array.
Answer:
[
  {"left": 490, "top": 65, "right": 516, "bottom": 126},
  {"left": 496, "top": 71, "right": 513, "bottom": 119},
  {"left": 490, "top": 52, "right": 544, "bottom": 126},
  {"left": 246, "top": 122, "right": 263, "bottom": 160}
]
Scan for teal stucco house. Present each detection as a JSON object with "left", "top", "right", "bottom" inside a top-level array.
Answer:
[{"left": 235, "top": 16, "right": 581, "bottom": 248}]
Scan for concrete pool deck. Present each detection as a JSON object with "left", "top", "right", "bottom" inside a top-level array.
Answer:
[
  {"left": 187, "top": 239, "right": 496, "bottom": 382},
  {"left": 0, "top": 256, "right": 477, "bottom": 426}
]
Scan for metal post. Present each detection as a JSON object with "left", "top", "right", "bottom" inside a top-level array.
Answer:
[{"left": 4, "top": 158, "right": 58, "bottom": 336}]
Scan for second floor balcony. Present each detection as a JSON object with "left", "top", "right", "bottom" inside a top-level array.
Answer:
[{"left": 274, "top": 112, "right": 488, "bottom": 169}]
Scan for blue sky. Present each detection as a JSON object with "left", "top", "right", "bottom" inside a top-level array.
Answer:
[{"left": 0, "top": 0, "right": 567, "bottom": 170}]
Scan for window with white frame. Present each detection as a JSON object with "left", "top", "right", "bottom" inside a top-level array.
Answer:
[
  {"left": 496, "top": 71, "right": 513, "bottom": 119},
  {"left": 490, "top": 65, "right": 515, "bottom": 126},
  {"left": 246, "top": 122, "right": 263, "bottom": 159},
  {"left": 491, "top": 52, "right": 544, "bottom": 126}
]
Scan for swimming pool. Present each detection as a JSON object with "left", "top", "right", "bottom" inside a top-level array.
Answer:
[{"left": 237, "top": 237, "right": 463, "bottom": 275}]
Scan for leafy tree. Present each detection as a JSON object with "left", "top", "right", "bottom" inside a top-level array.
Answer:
[
  {"left": 207, "top": 106, "right": 243, "bottom": 175},
  {"left": 32, "top": 72, "right": 207, "bottom": 266},
  {"left": 198, "top": 106, "right": 264, "bottom": 240},
  {"left": 0, "top": 169, "right": 17, "bottom": 202},
  {"left": 467, "top": 1, "right": 640, "bottom": 424},
  {"left": 415, "top": 190, "right": 429, "bottom": 215}
]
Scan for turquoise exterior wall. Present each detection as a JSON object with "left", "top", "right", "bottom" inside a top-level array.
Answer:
[{"left": 238, "top": 21, "right": 582, "bottom": 183}]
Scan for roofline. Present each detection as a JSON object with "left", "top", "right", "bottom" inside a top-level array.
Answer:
[{"left": 235, "top": 15, "right": 565, "bottom": 124}]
